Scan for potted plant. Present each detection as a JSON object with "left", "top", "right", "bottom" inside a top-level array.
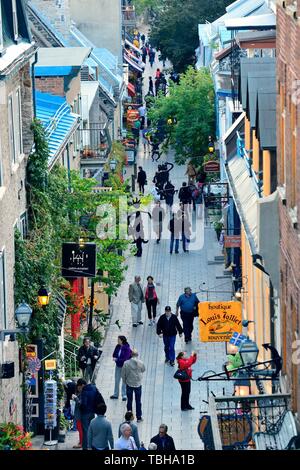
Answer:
[
  {"left": 0, "top": 422, "right": 32, "bottom": 450},
  {"left": 58, "top": 414, "right": 69, "bottom": 443}
]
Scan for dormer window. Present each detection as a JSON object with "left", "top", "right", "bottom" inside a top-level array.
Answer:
[{"left": 0, "top": 0, "right": 30, "bottom": 55}]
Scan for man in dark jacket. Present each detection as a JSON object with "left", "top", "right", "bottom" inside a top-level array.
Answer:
[
  {"left": 157, "top": 306, "right": 183, "bottom": 366},
  {"left": 150, "top": 424, "right": 176, "bottom": 451},
  {"left": 77, "top": 379, "right": 105, "bottom": 450},
  {"left": 77, "top": 337, "right": 101, "bottom": 383},
  {"left": 178, "top": 182, "right": 192, "bottom": 206},
  {"left": 137, "top": 166, "right": 147, "bottom": 194}
]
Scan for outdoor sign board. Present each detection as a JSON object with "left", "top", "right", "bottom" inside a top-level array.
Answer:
[
  {"left": 204, "top": 161, "right": 220, "bottom": 173},
  {"left": 224, "top": 235, "right": 241, "bottom": 248},
  {"left": 45, "top": 360, "right": 57, "bottom": 371},
  {"left": 199, "top": 301, "right": 242, "bottom": 342},
  {"left": 62, "top": 243, "right": 96, "bottom": 278},
  {"left": 26, "top": 344, "right": 37, "bottom": 358}
]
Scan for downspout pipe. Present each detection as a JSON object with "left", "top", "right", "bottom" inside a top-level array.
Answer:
[{"left": 31, "top": 51, "right": 38, "bottom": 118}]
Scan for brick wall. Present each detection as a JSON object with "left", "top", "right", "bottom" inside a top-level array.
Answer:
[
  {"left": 35, "top": 76, "right": 65, "bottom": 97},
  {"left": 277, "top": 1, "right": 300, "bottom": 417}
]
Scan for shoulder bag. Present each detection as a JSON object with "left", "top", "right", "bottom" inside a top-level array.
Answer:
[{"left": 174, "top": 368, "right": 190, "bottom": 381}]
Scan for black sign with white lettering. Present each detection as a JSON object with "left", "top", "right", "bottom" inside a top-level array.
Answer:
[{"left": 61, "top": 243, "right": 96, "bottom": 278}]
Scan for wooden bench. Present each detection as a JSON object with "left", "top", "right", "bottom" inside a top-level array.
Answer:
[{"left": 254, "top": 411, "right": 298, "bottom": 450}]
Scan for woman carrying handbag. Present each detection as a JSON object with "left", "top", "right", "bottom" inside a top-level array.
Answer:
[{"left": 175, "top": 351, "right": 197, "bottom": 411}]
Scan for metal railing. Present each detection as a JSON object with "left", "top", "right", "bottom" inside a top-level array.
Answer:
[
  {"left": 236, "top": 131, "right": 263, "bottom": 197},
  {"left": 64, "top": 339, "right": 80, "bottom": 379},
  {"left": 202, "top": 393, "right": 292, "bottom": 450},
  {"left": 79, "top": 124, "right": 112, "bottom": 160}
]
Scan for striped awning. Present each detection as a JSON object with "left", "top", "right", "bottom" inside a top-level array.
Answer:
[
  {"left": 127, "top": 83, "right": 136, "bottom": 97},
  {"left": 124, "top": 53, "right": 144, "bottom": 73}
]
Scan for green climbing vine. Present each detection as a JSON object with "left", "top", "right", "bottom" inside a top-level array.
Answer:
[{"left": 14, "top": 119, "right": 131, "bottom": 354}]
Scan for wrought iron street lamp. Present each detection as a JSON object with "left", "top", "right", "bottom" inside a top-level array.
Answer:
[
  {"left": 38, "top": 288, "right": 50, "bottom": 307},
  {"left": 234, "top": 371, "right": 251, "bottom": 396},
  {"left": 109, "top": 159, "right": 117, "bottom": 172},
  {"left": 239, "top": 338, "right": 259, "bottom": 366},
  {"left": 0, "top": 301, "right": 33, "bottom": 340}
]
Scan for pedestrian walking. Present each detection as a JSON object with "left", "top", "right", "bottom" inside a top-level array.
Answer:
[
  {"left": 71, "top": 386, "right": 83, "bottom": 449},
  {"left": 88, "top": 403, "right": 114, "bottom": 450},
  {"left": 178, "top": 182, "right": 192, "bottom": 206},
  {"left": 154, "top": 77, "right": 160, "bottom": 97},
  {"left": 155, "top": 68, "right": 161, "bottom": 79},
  {"left": 141, "top": 129, "right": 151, "bottom": 154},
  {"left": 137, "top": 166, "right": 147, "bottom": 194},
  {"left": 168, "top": 212, "right": 180, "bottom": 254},
  {"left": 115, "top": 423, "right": 137, "bottom": 450},
  {"left": 164, "top": 181, "right": 176, "bottom": 210},
  {"left": 176, "top": 287, "right": 199, "bottom": 343},
  {"left": 77, "top": 337, "right": 101, "bottom": 383},
  {"left": 128, "top": 211, "right": 148, "bottom": 258},
  {"left": 138, "top": 104, "right": 146, "bottom": 129},
  {"left": 76, "top": 379, "right": 105, "bottom": 450},
  {"left": 148, "top": 77, "right": 154, "bottom": 95},
  {"left": 144, "top": 276, "right": 159, "bottom": 325},
  {"left": 149, "top": 48, "right": 155, "bottom": 67},
  {"left": 157, "top": 306, "right": 183, "bottom": 366},
  {"left": 153, "top": 165, "right": 164, "bottom": 190},
  {"left": 185, "top": 161, "right": 197, "bottom": 185},
  {"left": 180, "top": 207, "right": 192, "bottom": 252},
  {"left": 118, "top": 411, "right": 140, "bottom": 449},
  {"left": 110, "top": 336, "right": 132, "bottom": 401},
  {"left": 128, "top": 276, "right": 145, "bottom": 327},
  {"left": 142, "top": 46, "right": 147, "bottom": 63},
  {"left": 121, "top": 349, "right": 146, "bottom": 422},
  {"left": 140, "top": 33, "right": 145, "bottom": 45},
  {"left": 152, "top": 200, "right": 165, "bottom": 243},
  {"left": 150, "top": 424, "right": 176, "bottom": 451},
  {"left": 176, "top": 351, "right": 197, "bottom": 411},
  {"left": 132, "top": 118, "right": 141, "bottom": 141}
]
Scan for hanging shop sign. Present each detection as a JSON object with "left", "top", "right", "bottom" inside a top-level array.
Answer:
[
  {"left": 204, "top": 161, "right": 220, "bottom": 173},
  {"left": 199, "top": 301, "right": 242, "bottom": 342},
  {"left": 224, "top": 235, "right": 241, "bottom": 248},
  {"left": 45, "top": 360, "right": 57, "bottom": 371},
  {"left": 26, "top": 344, "right": 37, "bottom": 359},
  {"left": 62, "top": 243, "right": 96, "bottom": 278}
]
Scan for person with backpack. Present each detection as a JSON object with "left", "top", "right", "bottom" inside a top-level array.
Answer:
[
  {"left": 176, "top": 351, "right": 197, "bottom": 411},
  {"left": 110, "top": 336, "right": 132, "bottom": 401},
  {"left": 163, "top": 181, "right": 176, "bottom": 210},
  {"left": 88, "top": 403, "right": 114, "bottom": 450},
  {"left": 178, "top": 182, "right": 192, "bottom": 207},
  {"left": 77, "top": 337, "right": 101, "bottom": 383},
  {"left": 76, "top": 378, "right": 105, "bottom": 450}
]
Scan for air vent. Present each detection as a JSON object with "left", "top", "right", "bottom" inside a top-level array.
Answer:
[{"left": 81, "top": 66, "right": 89, "bottom": 81}]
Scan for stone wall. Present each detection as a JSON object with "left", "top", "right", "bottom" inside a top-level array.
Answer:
[
  {"left": 0, "top": 62, "right": 33, "bottom": 425},
  {"left": 30, "top": 0, "right": 72, "bottom": 43}
]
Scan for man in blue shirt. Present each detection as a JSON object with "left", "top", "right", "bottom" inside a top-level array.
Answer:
[{"left": 176, "top": 287, "right": 199, "bottom": 343}]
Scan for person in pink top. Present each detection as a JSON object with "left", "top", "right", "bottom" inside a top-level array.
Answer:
[
  {"left": 144, "top": 276, "right": 159, "bottom": 326},
  {"left": 176, "top": 351, "right": 197, "bottom": 411}
]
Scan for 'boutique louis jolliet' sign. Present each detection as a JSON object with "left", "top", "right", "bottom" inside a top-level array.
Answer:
[{"left": 61, "top": 243, "right": 96, "bottom": 278}]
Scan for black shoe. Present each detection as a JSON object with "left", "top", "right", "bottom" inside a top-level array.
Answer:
[
  {"left": 138, "top": 321, "right": 143, "bottom": 325},
  {"left": 175, "top": 251, "right": 179, "bottom": 254},
  {"left": 181, "top": 408, "right": 189, "bottom": 411},
  {"left": 187, "top": 405, "right": 194, "bottom": 410},
  {"left": 133, "top": 323, "right": 138, "bottom": 327},
  {"left": 165, "top": 358, "right": 169, "bottom": 363},
  {"left": 122, "top": 397, "right": 127, "bottom": 401},
  {"left": 169, "top": 361, "right": 175, "bottom": 366},
  {"left": 110, "top": 395, "right": 118, "bottom": 399}
]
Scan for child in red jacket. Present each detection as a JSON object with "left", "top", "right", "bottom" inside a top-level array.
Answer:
[{"left": 176, "top": 351, "right": 197, "bottom": 411}]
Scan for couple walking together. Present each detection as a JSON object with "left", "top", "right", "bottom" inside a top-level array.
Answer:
[{"left": 128, "top": 275, "right": 159, "bottom": 327}]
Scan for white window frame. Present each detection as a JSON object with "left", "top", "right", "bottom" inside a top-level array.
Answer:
[
  {"left": 12, "top": 0, "right": 18, "bottom": 42},
  {"left": 0, "top": 128, "right": 3, "bottom": 187},
  {"left": 8, "top": 93, "right": 16, "bottom": 165},
  {"left": 19, "top": 211, "right": 28, "bottom": 239},
  {"left": 0, "top": 248, "right": 7, "bottom": 330}
]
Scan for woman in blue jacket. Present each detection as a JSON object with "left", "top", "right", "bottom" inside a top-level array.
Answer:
[{"left": 110, "top": 336, "right": 132, "bottom": 401}]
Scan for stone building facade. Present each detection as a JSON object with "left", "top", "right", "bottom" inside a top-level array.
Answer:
[
  {"left": 0, "top": 1, "right": 36, "bottom": 424},
  {"left": 277, "top": 0, "right": 300, "bottom": 418}
]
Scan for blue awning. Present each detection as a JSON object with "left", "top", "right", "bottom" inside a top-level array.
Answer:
[{"left": 36, "top": 91, "right": 79, "bottom": 167}]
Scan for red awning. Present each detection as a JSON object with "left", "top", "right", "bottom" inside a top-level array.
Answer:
[{"left": 127, "top": 83, "right": 136, "bottom": 97}]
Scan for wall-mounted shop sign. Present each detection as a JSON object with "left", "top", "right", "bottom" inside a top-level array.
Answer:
[
  {"left": 224, "top": 235, "right": 241, "bottom": 248},
  {"left": 199, "top": 301, "right": 242, "bottom": 342},
  {"left": 45, "top": 360, "right": 57, "bottom": 371},
  {"left": 204, "top": 161, "right": 220, "bottom": 173},
  {"left": 62, "top": 243, "right": 96, "bottom": 278}
]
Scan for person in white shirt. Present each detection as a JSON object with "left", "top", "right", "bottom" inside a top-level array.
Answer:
[{"left": 115, "top": 423, "right": 137, "bottom": 450}]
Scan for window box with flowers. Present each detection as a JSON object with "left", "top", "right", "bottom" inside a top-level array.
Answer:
[{"left": 0, "top": 423, "right": 32, "bottom": 450}]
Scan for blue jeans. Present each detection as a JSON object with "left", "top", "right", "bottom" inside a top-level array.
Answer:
[
  {"left": 170, "top": 234, "right": 179, "bottom": 253},
  {"left": 126, "top": 385, "right": 142, "bottom": 420},
  {"left": 81, "top": 412, "right": 95, "bottom": 450},
  {"left": 163, "top": 335, "right": 176, "bottom": 362},
  {"left": 180, "top": 311, "right": 194, "bottom": 341}
]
